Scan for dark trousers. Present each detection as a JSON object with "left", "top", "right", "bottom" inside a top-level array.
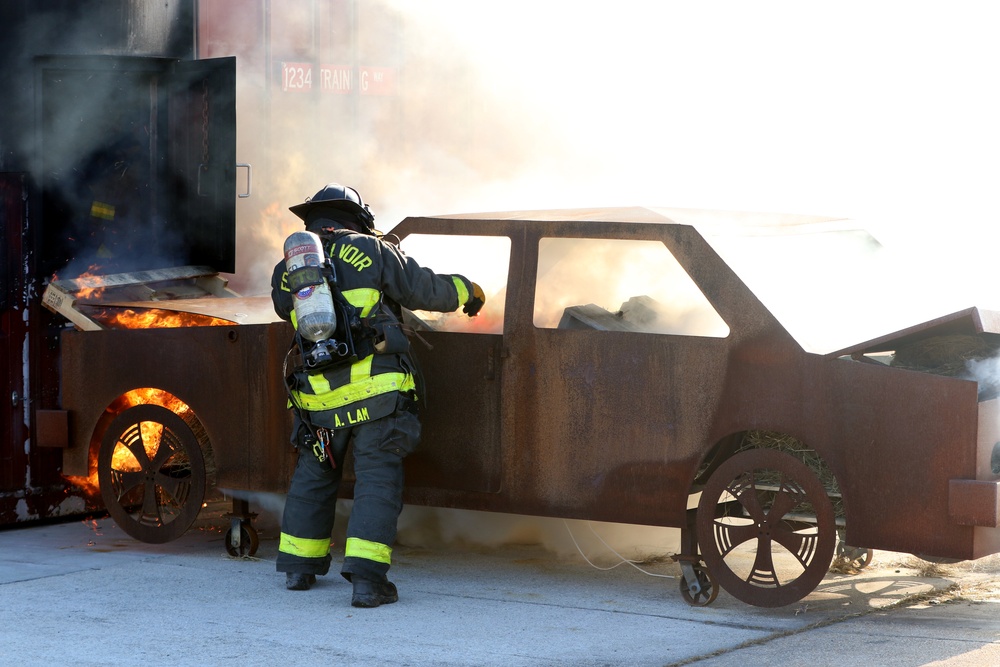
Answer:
[{"left": 276, "top": 400, "right": 421, "bottom": 582}]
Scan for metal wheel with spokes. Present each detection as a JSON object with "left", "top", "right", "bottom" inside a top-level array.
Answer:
[
  {"left": 98, "top": 404, "right": 206, "bottom": 544},
  {"left": 696, "top": 448, "right": 836, "bottom": 607}
]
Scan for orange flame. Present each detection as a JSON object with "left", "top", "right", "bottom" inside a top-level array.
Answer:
[
  {"left": 64, "top": 388, "right": 191, "bottom": 495},
  {"left": 76, "top": 284, "right": 107, "bottom": 301},
  {"left": 66, "top": 474, "right": 101, "bottom": 497},
  {"left": 111, "top": 389, "right": 191, "bottom": 472},
  {"left": 87, "top": 307, "right": 234, "bottom": 329},
  {"left": 52, "top": 264, "right": 109, "bottom": 301},
  {"left": 464, "top": 311, "right": 502, "bottom": 333}
]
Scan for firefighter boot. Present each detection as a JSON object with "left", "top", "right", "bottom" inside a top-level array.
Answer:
[
  {"left": 351, "top": 576, "right": 398, "bottom": 608},
  {"left": 286, "top": 572, "right": 317, "bottom": 591}
]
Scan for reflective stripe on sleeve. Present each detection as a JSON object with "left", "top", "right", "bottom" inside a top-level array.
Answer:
[
  {"left": 279, "top": 532, "right": 331, "bottom": 559},
  {"left": 345, "top": 537, "right": 392, "bottom": 564},
  {"left": 452, "top": 276, "right": 469, "bottom": 308}
]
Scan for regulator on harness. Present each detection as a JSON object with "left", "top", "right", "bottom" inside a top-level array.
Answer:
[{"left": 283, "top": 230, "right": 362, "bottom": 371}]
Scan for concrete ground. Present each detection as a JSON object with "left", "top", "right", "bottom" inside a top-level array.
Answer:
[{"left": 1, "top": 498, "right": 999, "bottom": 666}]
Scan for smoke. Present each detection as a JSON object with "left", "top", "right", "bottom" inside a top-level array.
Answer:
[
  {"left": 225, "top": 1, "right": 591, "bottom": 295},
  {"left": 218, "top": 488, "right": 288, "bottom": 523},
  {"left": 397, "top": 506, "right": 681, "bottom": 564},
  {"left": 966, "top": 357, "right": 1000, "bottom": 399},
  {"left": 218, "top": 489, "right": 681, "bottom": 564},
  {"left": 230, "top": 2, "right": 1000, "bottom": 326},
  {"left": 212, "top": 1, "right": 1000, "bottom": 559},
  {"left": 9, "top": 5, "right": 219, "bottom": 281},
  {"left": 13, "top": 2, "right": 998, "bottom": 561}
]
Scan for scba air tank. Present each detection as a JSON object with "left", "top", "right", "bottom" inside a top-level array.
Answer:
[{"left": 283, "top": 231, "right": 337, "bottom": 342}]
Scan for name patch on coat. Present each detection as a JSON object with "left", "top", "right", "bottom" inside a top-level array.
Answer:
[
  {"left": 333, "top": 406, "right": 370, "bottom": 428},
  {"left": 310, "top": 390, "right": 398, "bottom": 432}
]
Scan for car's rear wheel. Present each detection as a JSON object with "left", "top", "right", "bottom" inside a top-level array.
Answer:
[
  {"left": 98, "top": 404, "right": 206, "bottom": 544},
  {"left": 696, "top": 448, "right": 836, "bottom": 607}
]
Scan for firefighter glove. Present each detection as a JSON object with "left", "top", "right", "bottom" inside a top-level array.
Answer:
[{"left": 463, "top": 282, "right": 485, "bottom": 317}]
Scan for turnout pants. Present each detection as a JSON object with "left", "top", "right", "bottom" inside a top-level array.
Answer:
[{"left": 276, "top": 397, "right": 421, "bottom": 582}]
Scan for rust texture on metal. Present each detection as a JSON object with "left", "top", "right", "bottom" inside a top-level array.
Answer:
[
  {"left": 34, "top": 409, "right": 69, "bottom": 448},
  {"left": 388, "top": 210, "right": 995, "bottom": 562},
  {"left": 949, "top": 479, "right": 1000, "bottom": 528},
  {"left": 54, "top": 206, "right": 1000, "bottom": 606},
  {"left": 60, "top": 323, "right": 295, "bottom": 492},
  {"left": 829, "top": 306, "right": 1000, "bottom": 357}
]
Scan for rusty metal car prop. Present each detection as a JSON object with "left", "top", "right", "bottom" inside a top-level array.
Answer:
[{"left": 45, "top": 207, "right": 1000, "bottom": 607}]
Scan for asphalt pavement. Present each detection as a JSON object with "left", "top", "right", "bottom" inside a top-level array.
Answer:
[{"left": 1, "top": 497, "right": 999, "bottom": 666}]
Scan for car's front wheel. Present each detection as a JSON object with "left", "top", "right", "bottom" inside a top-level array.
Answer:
[{"left": 696, "top": 447, "right": 837, "bottom": 607}]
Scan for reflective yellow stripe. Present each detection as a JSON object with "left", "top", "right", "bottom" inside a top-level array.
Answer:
[
  {"left": 278, "top": 532, "right": 331, "bottom": 559},
  {"left": 306, "top": 367, "right": 331, "bottom": 395},
  {"left": 351, "top": 355, "right": 373, "bottom": 384},
  {"left": 290, "top": 282, "right": 415, "bottom": 410},
  {"left": 345, "top": 537, "right": 392, "bottom": 564},
  {"left": 304, "top": 356, "right": 371, "bottom": 395},
  {"left": 91, "top": 201, "right": 115, "bottom": 220},
  {"left": 288, "top": 286, "right": 375, "bottom": 329},
  {"left": 295, "top": 371, "right": 414, "bottom": 411},
  {"left": 342, "top": 287, "right": 381, "bottom": 317},
  {"left": 452, "top": 276, "right": 469, "bottom": 307}
]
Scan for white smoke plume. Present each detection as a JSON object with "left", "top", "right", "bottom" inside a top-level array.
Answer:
[
  {"left": 219, "top": 491, "right": 681, "bottom": 565},
  {"left": 216, "top": 2, "right": 1000, "bottom": 560}
]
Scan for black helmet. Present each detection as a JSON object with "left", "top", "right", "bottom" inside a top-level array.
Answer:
[{"left": 289, "top": 183, "right": 375, "bottom": 231}]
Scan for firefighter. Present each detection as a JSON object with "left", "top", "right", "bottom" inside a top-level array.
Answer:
[{"left": 271, "top": 183, "right": 485, "bottom": 608}]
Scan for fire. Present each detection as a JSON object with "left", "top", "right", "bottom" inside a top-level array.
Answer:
[
  {"left": 111, "top": 420, "right": 163, "bottom": 472},
  {"left": 64, "top": 387, "right": 191, "bottom": 494},
  {"left": 121, "top": 387, "right": 190, "bottom": 414},
  {"left": 409, "top": 300, "right": 503, "bottom": 335},
  {"left": 75, "top": 282, "right": 107, "bottom": 302},
  {"left": 109, "top": 388, "right": 191, "bottom": 472},
  {"left": 464, "top": 310, "right": 502, "bottom": 333},
  {"left": 52, "top": 264, "right": 109, "bottom": 300},
  {"left": 66, "top": 474, "right": 101, "bottom": 497},
  {"left": 87, "top": 307, "right": 234, "bottom": 329}
]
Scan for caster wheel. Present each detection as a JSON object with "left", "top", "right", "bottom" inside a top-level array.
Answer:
[
  {"left": 225, "top": 523, "right": 259, "bottom": 557},
  {"left": 679, "top": 563, "right": 719, "bottom": 606}
]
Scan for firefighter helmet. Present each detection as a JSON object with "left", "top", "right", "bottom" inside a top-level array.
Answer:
[{"left": 289, "top": 183, "right": 375, "bottom": 232}]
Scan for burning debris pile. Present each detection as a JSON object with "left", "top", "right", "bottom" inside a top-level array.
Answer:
[
  {"left": 80, "top": 306, "right": 233, "bottom": 329},
  {"left": 42, "top": 265, "right": 241, "bottom": 331}
]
